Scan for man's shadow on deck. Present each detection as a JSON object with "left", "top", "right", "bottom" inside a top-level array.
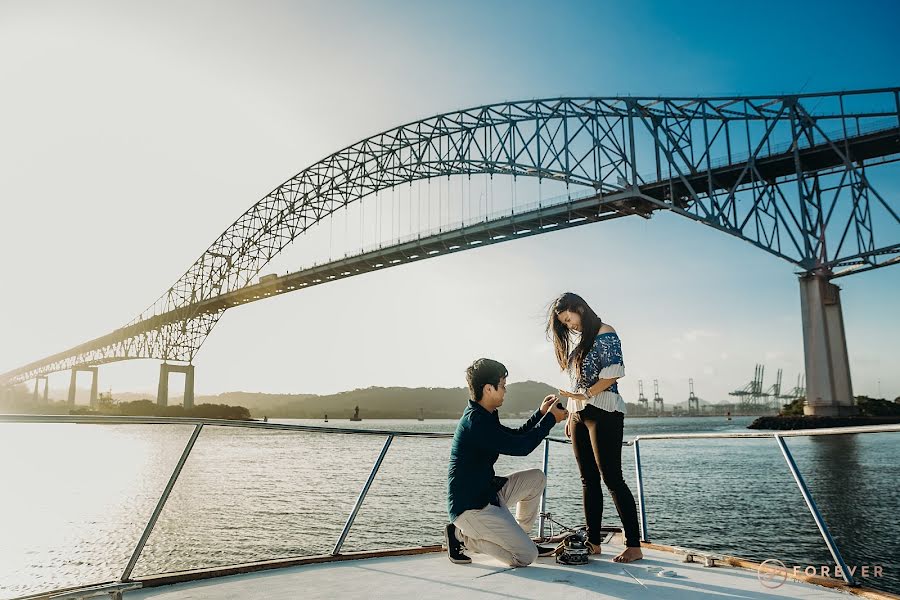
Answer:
[
  {"left": 355, "top": 555, "right": 810, "bottom": 600},
  {"left": 508, "top": 556, "right": 815, "bottom": 599}
]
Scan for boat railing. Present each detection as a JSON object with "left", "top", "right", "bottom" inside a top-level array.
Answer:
[
  {"left": 619, "top": 424, "right": 900, "bottom": 588},
  {"left": 2, "top": 414, "right": 899, "bottom": 599}
]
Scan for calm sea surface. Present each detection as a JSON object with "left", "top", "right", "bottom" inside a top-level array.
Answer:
[{"left": 1, "top": 416, "right": 898, "bottom": 597}]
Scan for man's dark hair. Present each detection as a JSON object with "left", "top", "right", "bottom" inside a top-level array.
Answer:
[{"left": 466, "top": 358, "right": 508, "bottom": 402}]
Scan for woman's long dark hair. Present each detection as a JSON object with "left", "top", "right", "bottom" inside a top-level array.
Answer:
[{"left": 546, "top": 292, "right": 603, "bottom": 380}]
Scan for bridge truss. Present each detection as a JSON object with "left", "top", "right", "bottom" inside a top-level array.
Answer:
[{"left": 2, "top": 89, "right": 899, "bottom": 390}]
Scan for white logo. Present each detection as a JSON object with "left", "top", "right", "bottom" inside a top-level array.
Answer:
[{"left": 757, "top": 559, "right": 788, "bottom": 589}]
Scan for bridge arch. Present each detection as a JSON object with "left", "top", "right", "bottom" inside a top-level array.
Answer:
[
  {"left": 2, "top": 90, "right": 898, "bottom": 386},
  {"left": 147, "top": 92, "right": 900, "bottom": 328}
]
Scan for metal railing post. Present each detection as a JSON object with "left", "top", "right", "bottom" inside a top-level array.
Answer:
[
  {"left": 332, "top": 434, "right": 394, "bottom": 555},
  {"left": 633, "top": 438, "right": 649, "bottom": 542},
  {"left": 538, "top": 438, "right": 550, "bottom": 538},
  {"left": 774, "top": 434, "right": 857, "bottom": 586},
  {"left": 121, "top": 424, "right": 203, "bottom": 581}
]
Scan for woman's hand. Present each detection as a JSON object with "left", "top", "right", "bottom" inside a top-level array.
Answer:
[
  {"left": 557, "top": 389, "right": 580, "bottom": 399},
  {"left": 564, "top": 414, "right": 571, "bottom": 439}
]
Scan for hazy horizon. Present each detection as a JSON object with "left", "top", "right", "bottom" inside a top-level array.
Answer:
[{"left": 12, "top": 380, "right": 886, "bottom": 407}]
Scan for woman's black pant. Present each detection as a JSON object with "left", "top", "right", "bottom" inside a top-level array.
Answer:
[{"left": 571, "top": 404, "right": 641, "bottom": 547}]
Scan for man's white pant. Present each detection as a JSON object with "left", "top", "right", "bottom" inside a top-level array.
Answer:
[{"left": 452, "top": 468, "right": 546, "bottom": 567}]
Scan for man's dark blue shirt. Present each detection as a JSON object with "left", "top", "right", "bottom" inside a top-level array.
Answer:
[{"left": 447, "top": 399, "right": 556, "bottom": 522}]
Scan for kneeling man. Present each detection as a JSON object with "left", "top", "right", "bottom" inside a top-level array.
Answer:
[{"left": 445, "top": 358, "right": 567, "bottom": 566}]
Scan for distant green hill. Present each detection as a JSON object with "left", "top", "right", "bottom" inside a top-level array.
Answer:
[
  {"left": 193, "top": 381, "right": 559, "bottom": 419},
  {"left": 1, "top": 381, "right": 563, "bottom": 419}
]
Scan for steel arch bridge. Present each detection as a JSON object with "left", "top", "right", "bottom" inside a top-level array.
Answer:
[{"left": 3, "top": 88, "right": 899, "bottom": 414}]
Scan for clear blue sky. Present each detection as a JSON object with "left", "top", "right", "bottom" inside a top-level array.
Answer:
[{"left": 1, "top": 0, "right": 898, "bottom": 403}]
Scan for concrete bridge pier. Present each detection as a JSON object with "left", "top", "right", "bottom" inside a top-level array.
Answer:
[
  {"left": 799, "top": 273, "right": 856, "bottom": 416},
  {"left": 32, "top": 375, "right": 49, "bottom": 403},
  {"left": 157, "top": 363, "right": 195, "bottom": 409},
  {"left": 67, "top": 367, "right": 99, "bottom": 408}
]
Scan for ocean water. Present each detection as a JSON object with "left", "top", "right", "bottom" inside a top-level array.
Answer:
[{"left": 0, "top": 416, "right": 897, "bottom": 597}]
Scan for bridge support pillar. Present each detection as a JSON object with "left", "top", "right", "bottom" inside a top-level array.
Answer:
[
  {"left": 157, "top": 363, "right": 195, "bottom": 409},
  {"left": 799, "top": 273, "right": 856, "bottom": 416},
  {"left": 32, "top": 376, "right": 49, "bottom": 403},
  {"left": 67, "top": 367, "right": 99, "bottom": 408},
  {"left": 68, "top": 370, "right": 76, "bottom": 406}
]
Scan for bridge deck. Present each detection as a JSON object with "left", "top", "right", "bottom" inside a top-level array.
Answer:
[{"left": 642, "top": 125, "right": 900, "bottom": 201}]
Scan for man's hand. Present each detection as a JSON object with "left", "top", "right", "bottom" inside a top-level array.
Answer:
[
  {"left": 539, "top": 394, "right": 557, "bottom": 415},
  {"left": 549, "top": 402, "right": 568, "bottom": 424}
]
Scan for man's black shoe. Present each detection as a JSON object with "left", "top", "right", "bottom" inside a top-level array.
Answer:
[
  {"left": 444, "top": 523, "right": 471, "bottom": 564},
  {"left": 536, "top": 543, "right": 556, "bottom": 558}
]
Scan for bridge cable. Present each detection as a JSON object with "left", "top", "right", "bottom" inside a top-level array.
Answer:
[
  {"left": 484, "top": 178, "right": 487, "bottom": 221},
  {"left": 484, "top": 175, "right": 488, "bottom": 221},
  {"left": 467, "top": 175, "right": 471, "bottom": 225},
  {"left": 461, "top": 176, "right": 465, "bottom": 226}
]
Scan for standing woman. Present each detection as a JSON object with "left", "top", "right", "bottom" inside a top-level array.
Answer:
[{"left": 547, "top": 292, "right": 643, "bottom": 563}]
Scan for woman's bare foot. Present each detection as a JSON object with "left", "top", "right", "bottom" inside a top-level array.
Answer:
[
  {"left": 586, "top": 541, "right": 601, "bottom": 555},
  {"left": 613, "top": 547, "right": 643, "bottom": 563}
]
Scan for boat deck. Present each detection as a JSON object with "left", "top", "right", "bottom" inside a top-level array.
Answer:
[{"left": 126, "top": 540, "right": 875, "bottom": 600}]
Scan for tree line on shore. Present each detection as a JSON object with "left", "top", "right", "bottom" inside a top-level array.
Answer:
[
  {"left": 4, "top": 380, "right": 897, "bottom": 420},
  {"left": 1, "top": 381, "right": 559, "bottom": 419},
  {"left": 779, "top": 395, "right": 900, "bottom": 417}
]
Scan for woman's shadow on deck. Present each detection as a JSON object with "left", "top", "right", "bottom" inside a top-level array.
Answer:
[{"left": 507, "top": 556, "right": 817, "bottom": 600}]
